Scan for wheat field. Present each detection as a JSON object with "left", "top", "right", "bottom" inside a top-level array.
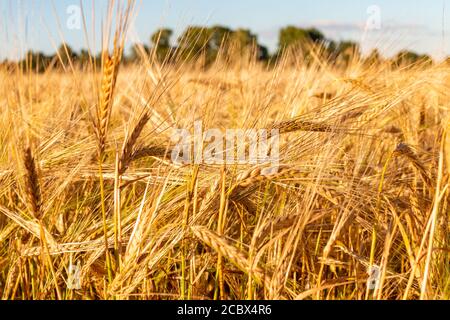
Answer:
[{"left": 0, "top": 5, "right": 449, "bottom": 301}]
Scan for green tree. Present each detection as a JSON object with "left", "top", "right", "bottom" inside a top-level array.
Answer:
[
  {"left": 129, "top": 43, "right": 150, "bottom": 62},
  {"left": 279, "top": 26, "right": 308, "bottom": 49},
  {"left": 306, "top": 28, "right": 326, "bottom": 43},
  {"left": 150, "top": 25, "right": 267, "bottom": 66},
  {"left": 336, "top": 41, "right": 360, "bottom": 56},
  {"left": 229, "top": 28, "right": 266, "bottom": 61},
  {"left": 151, "top": 28, "right": 173, "bottom": 47},
  {"left": 279, "top": 26, "right": 325, "bottom": 51},
  {"left": 395, "top": 50, "right": 420, "bottom": 65},
  {"left": 365, "top": 49, "right": 382, "bottom": 63},
  {"left": 258, "top": 45, "right": 269, "bottom": 61},
  {"left": 150, "top": 28, "right": 173, "bottom": 63},
  {"left": 56, "top": 43, "right": 78, "bottom": 67},
  {"left": 231, "top": 28, "right": 257, "bottom": 48},
  {"left": 177, "top": 26, "right": 212, "bottom": 61},
  {"left": 393, "top": 50, "right": 432, "bottom": 67},
  {"left": 21, "top": 51, "right": 51, "bottom": 72},
  {"left": 329, "top": 41, "right": 360, "bottom": 66},
  {"left": 209, "top": 25, "right": 233, "bottom": 51},
  {"left": 78, "top": 49, "right": 91, "bottom": 66}
]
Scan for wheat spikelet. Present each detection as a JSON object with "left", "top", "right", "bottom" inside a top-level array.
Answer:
[
  {"left": 335, "top": 243, "right": 371, "bottom": 269},
  {"left": 22, "top": 147, "right": 42, "bottom": 220},
  {"left": 197, "top": 179, "right": 222, "bottom": 216},
  {"left": 119, "top": 113, "right": 151, "bottom": 175},
  {"left": 21, "top": 236, "right": 126, "bottom": 257},
  {"left": 0, "top": 223, "right": 17, "bottom": 244},
  {"left": 131, "top": 145, "right": 173, "bottom": 162},
  {"left": 271, "top": 119, "right": 334, "bottom": 134},
  {"left": 188, "top": 78, "right": 238, "bottom": 91},
  {"left": 191, "top": 226, "right": 266, "bottom": 283},
  {"left": 336, "top": 243, "right": 407, "bottom": 281},
  {"left": 234, "top": 165, "right": 301, "bottom": 189},
  {"left": 343, "top": 78, "right": 376, "bottom": 94},
  {"left": 95, "top": 54, "right": 121, "bottom": 158},
  {"left": 312, "top": 92, "right": 335, "bottom": 100},
  {"left": 229, "top": 166, "right": 302, "bottom": 211},
  {"left": 393, "top": 142, "right": 433, "bottom": 188},
  {"left": 0, "top": 206, "right": 58, "bottom": 248},
  {"left": 2, "top": 257, "right": 19, "bottom": 299},
  {"left": 256, "top": 214, "right": 299, "bottom": 248},
  {"left": 384, "top": 125, "right": 403, "bottom": 135}
]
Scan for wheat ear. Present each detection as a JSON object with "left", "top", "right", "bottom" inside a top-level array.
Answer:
[
  {"left": 119, "top": 113, "right": 150, "bottom": 175},
  {"left": 23, "top": 147, "right": 42, "bottom": 220},
  {"left": 394, "top": 143, "right": 432, "bottom": 188},
  {"left": 271, "top": 119, "right": 334, "bottom": 134},
  {"left": 131, "top": 145, "right": 173, "bottom": 162},
  {"left": 191, "top": 226, "right": 267, "bottom": 284},
  {"left": 233, "top": 165, "right": 301, "bottom": 189},
  {"left": 94, "top": 54, "right": 121, "bottom": 158},
  {"left": 256, "top": 214, "right": 299, "bottom": 248}
]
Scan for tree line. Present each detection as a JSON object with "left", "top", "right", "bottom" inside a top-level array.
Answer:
[{"left": 1, "top": 25, "right": 435, "bottom": 72}]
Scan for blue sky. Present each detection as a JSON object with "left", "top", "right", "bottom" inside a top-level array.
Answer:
[{"left": 1, "top": 0, "right": 449, "bottom": 60}]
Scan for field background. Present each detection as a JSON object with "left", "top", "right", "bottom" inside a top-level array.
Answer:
[{"left": 0, "top": 2, "right": 449, "bottom": 300}]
